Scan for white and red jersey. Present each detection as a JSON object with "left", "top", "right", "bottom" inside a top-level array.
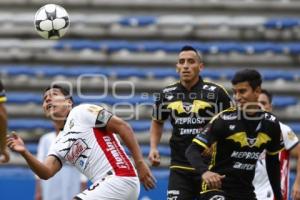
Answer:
[
  {"left": 48, "top": 104, "right": 137, "bottom": 183},
  {"left": 253, "top": 122, "right": 299, "bottom": 200}
]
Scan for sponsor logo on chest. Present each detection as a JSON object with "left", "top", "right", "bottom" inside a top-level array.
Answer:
[{"left": 65, "top": 139, "right": 88, "bottom": 164}]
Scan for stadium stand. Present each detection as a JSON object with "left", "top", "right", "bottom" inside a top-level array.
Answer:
[{"left": 0, "top": 1, "right": 300, "bottom": 199}]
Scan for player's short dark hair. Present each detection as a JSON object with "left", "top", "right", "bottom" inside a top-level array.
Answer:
[
  {"left": 44, "top": 84, "right": 73, "bottom": 103},
  {"left": 260, "top": 89, "right": 273, "bottom": 104},
  {"left": 231, "top": 69, "right": 262, "bottom": 90},
  {"left": 180, "top": 45, "right": 203, "bottom": 63}
]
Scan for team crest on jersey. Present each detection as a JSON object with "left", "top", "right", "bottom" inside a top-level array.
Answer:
[
  {"left": 183, "top": 103, "right": 193, "bottom": 113},
  {"left": 167, "top": 100, "right": 212, "bottom": 114},
  {"left": 287, "top": 131, "right": 296, "bottom": 140},
  {"left": 226, "top": 132, "right": 271, "bottom": 148},
  {"left": 65, "top": 139, "right": 88, "bottom": 164}
]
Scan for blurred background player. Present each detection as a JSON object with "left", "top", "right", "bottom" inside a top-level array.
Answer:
[
  {"left": 35, "top": 128, "right": 87, "bottom": 200},
  {"left": 148, "top": 45, "right": 232, "bottom": 200},
  {"left": 253, "top": 89, "right": 300, "bottom": 200},
  {"left": 186, "top": 69, "right": 283, "bottom": 200},
  {"left": 8, "top": 84, "right": 156, "bottom": 200},
  {"left": 0, "top": 79, "right": 9, "bottom": 163}
]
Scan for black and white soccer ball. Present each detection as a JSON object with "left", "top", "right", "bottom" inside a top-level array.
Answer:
[{"left": 34, "top": 4, "right": 70, "bottom": 40}]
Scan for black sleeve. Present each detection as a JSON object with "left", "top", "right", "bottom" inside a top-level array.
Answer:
[
  {"left": 185, "top": 116, "right": 224, "bottom": 175},
  {"left": 266, "top": 153, "right": 282, "bottom": 200},
  {"left": 217, "top": 86, "right": 232, "bottom": 112},
  {"left": 185, "top": 143, "right": 208, "bottom": 175},
  {"left": 152, "top": 91, "right": 169, "bottom": 121},
  {"left": 266, "top": 119, "right": 284, "bottom": 155}
]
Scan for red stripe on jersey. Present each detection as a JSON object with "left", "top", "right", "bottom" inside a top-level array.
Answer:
[
  {"left": 279, "top": 149, "right": 290, "bottom": 200},
  {"left": 93, "top": 128, "right": 137, "bottom": 177}
]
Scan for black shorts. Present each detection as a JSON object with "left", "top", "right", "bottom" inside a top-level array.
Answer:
[
  {"left": 201, "top": 190, "right": 257, "bottom": 200},
  {"left": 167, "top": 168, "right": 201, "bottom": 200},
  {"left": 201, "top": 190, "right": 226, "bottom": 200}
]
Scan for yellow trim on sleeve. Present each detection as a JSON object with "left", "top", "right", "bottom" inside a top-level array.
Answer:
[
  {"left": 192, "top": 138, "right": 208, "bottom": 149},
  {"left": 0, "top": 96, "right": 7, "bottom": 103},
  {"left": 266, "top": 147, "right": 285, "bottom": 155},
  {"left": 170, "top": 165, "right": 195, "bottom": 171},
  {"left": 200, "top": 189, "right": 224, "bottom": 194}
]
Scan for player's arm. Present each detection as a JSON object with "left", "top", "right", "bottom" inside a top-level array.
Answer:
[
  {"left": 265, "top": 153, "right": 282, "bottom": 200},
  {"left": 266, "top": 121, "right": 284, "bottom": 200},
  {"left": 0, "top": 102, "right": 9, "bottom": 162},
  {"left": 0, "top": 80, "right": 9, "bottom": 163},
  {"left": 186, "top": 117, "right": 225, "bottom": 189},
  {"left": 148, "top": 119, "right": 164, "bottom": 167},
  {"left": 7, "top": 133, "right": 61, "bottom": 180},
  {"left": 105, "top": 115, "right": 156, "bottom": 190},
  {"left": 34, "top": 179, "right": 42, "bottom": 200},
  {"left": 148, "top": 92, "right": 168, "bottom": 167},
  {"left": 291, "top": 143, "right": 300, "bottom": 200}
]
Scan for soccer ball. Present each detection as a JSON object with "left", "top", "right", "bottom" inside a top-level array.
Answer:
[{"left": 34, "top": 4, "right": 70, "bottom": 40}]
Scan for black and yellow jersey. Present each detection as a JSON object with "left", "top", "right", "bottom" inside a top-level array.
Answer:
[
  {"left": 152, "top": 77, "right": 232, "bottom": 168},
  {"left": 192, "top": 108, "right": 284, "bottom": 199},
  {"left": 0, "top": 80, "right": 6, "bottom": 103}
]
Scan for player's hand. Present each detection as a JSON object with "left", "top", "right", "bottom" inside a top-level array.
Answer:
[
  {"left": 0, "top": 148, "right": 10, "bottom": 163},
  {"left": 7, "top": 132, "right": 26, "bottom": 154},
  {"left": 136, "top": 160, "right": 157, "bottom": 190},
  {"left": 292, "top": 180, "right": 300, "bottom": 200},
  {"left": 202, "top": 171, "right": 225, "bottom": 189},
  {"left": 148, "top": 148, "right": 160, "bottom": 167}
]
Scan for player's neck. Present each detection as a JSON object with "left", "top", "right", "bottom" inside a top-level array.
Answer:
[
  {"left": 53, "top": 120, "right": 66, "bottom": 131},
  {"left": 180, "top": 77, "right": 199, "bottom": 91}
]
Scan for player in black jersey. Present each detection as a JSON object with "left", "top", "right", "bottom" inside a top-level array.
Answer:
[
  {"left": 0, "top": 80, "right": 9, "bottom": 163},
  {"left": 148, "top": 45, "right": 232, "bottom": 200},
  {"left": 186, "top": 69, "right": 283, "bottom": 200}
]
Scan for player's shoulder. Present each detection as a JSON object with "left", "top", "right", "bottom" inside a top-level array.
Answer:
[
  {"left": 262, "top": 111, "right": 279, "bottom": 124},
  {"left": 279, "top": 122, "right": 292, "bottom": 133},
  {"left": 203, "top": 80, "right": 228, "bottom": 94},
  {"left": 70, "top": 104, "right": 105, "bottom": 115},
  {"left": 161, "top": 81, "right": 179, "bottom": 93},
  {"left": 212, "top": 107, "right": 237, "bottom": 122}
]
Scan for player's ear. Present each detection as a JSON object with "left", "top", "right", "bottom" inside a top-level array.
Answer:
[
  {"left": 199, "top": 63, "right": 204, "bottom": 72},
  {"left": 176, "top": 64, "right": 180, "bottom": 73},
  {"left": 67, "top": 98, "right": 73, "bottom": 108},
  {"left": 254, "top": 86, "right": 261, "bottom": 99}
]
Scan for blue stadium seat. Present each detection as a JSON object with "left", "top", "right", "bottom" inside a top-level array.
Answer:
[
  {"left": 118, "top": 16, "right": 157, "bottom": 27},
  {"left": 2, "top": 65, "right": 299, "bottom": 81},
  {"left": 264, "top": 18, "right": 300, "bottom": 29},
  {"left": 288, "top": 123, "right": 300, "bottom": 133},
  {"left": 6, "top": 93, "right": 299, "bottom": 108},
  {"left": 52, "top": 40, "right": 300, "bottom": 54},
  {"left": 6, "top": 93, "right": 155, "bottom": 105},
  {"left": 272, "top": 96, "right": 298, "bottom": 108},
  {"left": 125, "top": 145, "right": 170, "bottom": 157}
]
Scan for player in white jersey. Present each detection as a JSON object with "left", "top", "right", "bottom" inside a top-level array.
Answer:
[
  {"left": 253, "top": 89, "right": 300, "bottom": 200},
  {"left": 35, "top": 131, "right": 87, "bottom": 200},
  {"left": 7, "top": 84, "right": 156, "bottom": 200}
]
